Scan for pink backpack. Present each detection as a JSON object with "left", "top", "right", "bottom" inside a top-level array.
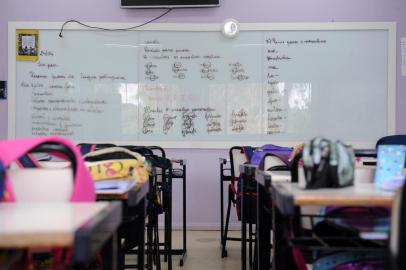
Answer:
[{"left": 0, "top": 136, "right": 95, "bottom": 202}]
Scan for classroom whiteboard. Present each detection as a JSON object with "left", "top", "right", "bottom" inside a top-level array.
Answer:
[{"left": 8, "top": 22, "right": 396, "bottom": 148}]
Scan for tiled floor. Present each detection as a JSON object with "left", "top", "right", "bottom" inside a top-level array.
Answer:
[{"left": 126, "top": 230, "right": 242, "bottom": 270}]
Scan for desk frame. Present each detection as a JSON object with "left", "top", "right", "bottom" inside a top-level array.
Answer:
[
  {"left": 239, "top": 163, "right": 258, "bottom": 270},
  {"left": 97, "top": 183, "right": 149, "bottom": 270},
  {"left": 0, "top": 202, "right": 122, "bottom": 270}
]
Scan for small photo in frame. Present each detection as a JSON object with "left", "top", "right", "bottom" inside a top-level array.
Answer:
[{"left": 16, "top": 29, "right": 39, "bottom": 61}]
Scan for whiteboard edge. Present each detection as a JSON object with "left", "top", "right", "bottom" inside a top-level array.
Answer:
[
  {"left": 8, "top": 21, "right": 396, "bottom": 32},
  {"left": 8, "top": 22, "right": 17, "bottom": 139},
  {"left": 72, "top": 140, "right": 377, "bottom": 149},
  {"left": 387, "top": 22, "right": 396, "bottom": 135}
]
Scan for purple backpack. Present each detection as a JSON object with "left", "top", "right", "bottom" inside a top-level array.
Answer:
[
  {"left": 313, "top": 252, "right": 384, "bottom": 270},
  {"left": 250, "top": 144, "right": 292, "bottom": 169},
  {"left": 332, "top": 259, "right": 384, "bottom": 270}
]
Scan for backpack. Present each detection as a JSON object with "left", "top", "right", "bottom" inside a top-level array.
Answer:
[
  {"left": 0, "top": 136, "right": 95, "bottom": 202},
  {"left": 250, "top": 144, "right": 293, "bottom": 170},
  {"left": 313, "top": 252, "right": 384, "bottom": 270},
  {"left": 302, "top": 137, "right": 355, "bottom": 189},
  {"left": 83, "top": 147, "right": 151, "bottom": 184}
]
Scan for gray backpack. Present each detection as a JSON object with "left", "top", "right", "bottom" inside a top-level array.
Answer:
[{"left": 302, "top": 137, "right": 355, "bottom": 189}]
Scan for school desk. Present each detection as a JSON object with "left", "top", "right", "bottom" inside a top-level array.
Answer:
[
  {"left": 238, "top": 163, "right": 258, "bottom": 270},
  {"left": 0, "top": 201, "right": 121, "bottom": 270},
  {"left": 96, "top": 180, "right": 149, "bottom": 270},
  {"left": 255, "top": 170, "right": 395, "bottom": 270}
]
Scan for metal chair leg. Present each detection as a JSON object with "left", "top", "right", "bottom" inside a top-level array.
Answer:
[{"left": 222, "top": 196, "right": 233, "bottom": 258}]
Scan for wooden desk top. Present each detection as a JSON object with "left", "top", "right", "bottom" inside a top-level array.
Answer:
[
  {"left": 272, "top": 182, "right": 395, "bottom": 216},
  {"left": 0, "top": 202, "right": 110, "bottom": 248},
  {"left": 255, "top": 170, "right": 291, "bottom": 187}
]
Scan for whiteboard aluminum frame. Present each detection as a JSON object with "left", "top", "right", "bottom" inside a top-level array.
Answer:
[{"left": 8, "top": 21, "right": 396, "bottom": 149}]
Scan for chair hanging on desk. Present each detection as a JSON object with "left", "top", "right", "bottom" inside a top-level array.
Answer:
[
  {"left": 147, "top": 146, "right": 180, "bottom": 269},
  {"left": 81, "top": 144, "right": 160, "bottom": 270},
  {"left": 221, "top": 146, "right": 253, "bottom": 258},
  {"left": 222, "top": 145, "right": 262, "bottom": 270}
]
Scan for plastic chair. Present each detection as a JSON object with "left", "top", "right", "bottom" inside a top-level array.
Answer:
[
  {"left": 81, "top": 144, "right": 162, "bottom": 270},
  {"left": 147, "top": 146, "right": 174, "bottom": 270},
  {"left": 263, "top": 153, "right": 290, "bottom": 172},
  {"left": 221, "top": 145, "right": 260, "bottom": 270},
  {"left": 221, "top": 146, "right": 250, "bottom": 257}
]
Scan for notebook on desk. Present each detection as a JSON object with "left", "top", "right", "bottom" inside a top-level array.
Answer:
[{"left": 95, "top": 179, "right": 135, "bottom": 194}]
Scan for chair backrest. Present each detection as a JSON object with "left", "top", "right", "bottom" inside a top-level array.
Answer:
[
  {"left": 390, "top": 185, "right": 406, "bottom": 270},
  {"left": 376, "top": 135, "right": 406, "bottom": 148},
  {"left": 354, "top": 149, "right": 378, "bottom": 184},
  {"left": 263, "top": 153, "right": 289, "bottom": 171},
  {"left": 147, "top": 146, "right": 166, "bottom": 183},
  {"left": 229, "top": 146, "right": 249, "bottom": 179}
]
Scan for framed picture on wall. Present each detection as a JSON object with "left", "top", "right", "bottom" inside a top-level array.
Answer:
[{"left": 16, "top": 29, "right": 39, "bottom": 61}]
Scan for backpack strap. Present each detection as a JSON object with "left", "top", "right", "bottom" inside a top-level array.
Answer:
[
  {"left": 77, "top": 143, "right": 97, "bottom": 156},
  {"left": 242, "top": 146, "right": 254, "bottom": 162},
  {"left": 77, "top": 143, "right": 117, "bottom": 156},
  {"left": 0, "top": 136, "right": 95, "bottom": 202},
  {"left": 16, "top": 153, "right": 43, "bottom": 168},
  {"left": 83, "top": 147, "right": 146, "bottom": 163},
  {"left": 0, "top": 161, "right": 4, "bottom": 200}
]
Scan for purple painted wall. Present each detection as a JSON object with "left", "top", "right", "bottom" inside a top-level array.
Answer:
[
  {"left": 1, "top": 0, "right": 405, "bottom": 228},
  {"left": 0, "top": 2, "right": 7, "bottom": 139}
]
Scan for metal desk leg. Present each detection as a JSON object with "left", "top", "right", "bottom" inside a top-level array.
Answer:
[
  {"left": 241, "top": 176, "right": 247, "bottom": 270},
  {"left": 169, "top": 168, "right": 173, "bottom": 270},
  {"left": 117, "top": 232, "right": 124, "bottom": 270},
  {"left": 146, "top": 175, "right": 154, "bottom": 270},
  {"left": 181, "top": 163, "right": 187, "bottom": 266},
  {"left": 220, "top": 161, "right": 224, "bottom": 248},
  {"left": 271, "top": 203, "right": 276, "bottom": 270},
  {"left": 257, "top": 182, "right": 271, "bottom": 270},
  {"left": 137, "top": 199, "right": 146, "bottom": 270},
  {"left": 273, "top": 205, "right": 298, "bottom": 270},
  {"left": 102, "top": 233, "right": 118, "bottom": 270},
  {"left": 220, "top": 163, "right": 225, "bottom": 255}
]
